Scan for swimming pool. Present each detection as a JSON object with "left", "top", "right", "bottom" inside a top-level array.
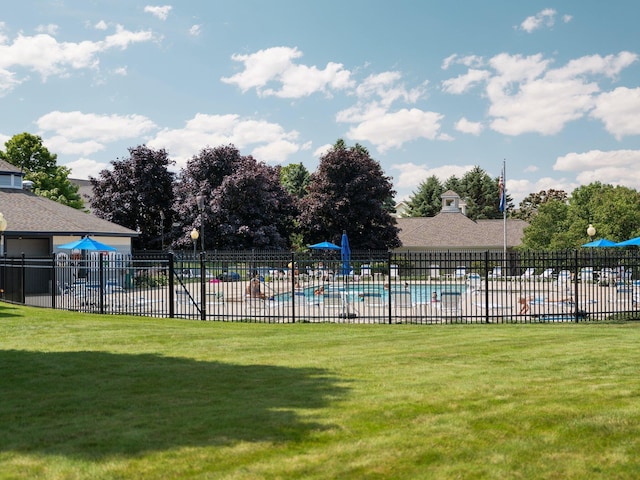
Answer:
[{"left": 277, "top": 283, "right": 466, "bottom": 303}]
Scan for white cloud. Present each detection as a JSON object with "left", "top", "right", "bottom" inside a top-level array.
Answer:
[
  {"left": 63, "top": 158, "right": 109, "bottom": 179},
  {"left": 519, "top": 8, "right": 557, "bottom": 33},
  {"left": 94, "top": 20, "right": 108, "bottom": 31},
  {"left": 221, "top": 46, "right": 354, "bottom": 98},
  {"left": 313, "top": 143, "right": 332, "bottom": 158},
  {"left": 37, "top": 111, "right": 157, "bottom": 142},
  {"left": 35, "top": 24, "right": 58, "bottom": 35},
  {"left": 454, "top": 117, "right": 483, "bottom": 135},
  {"left": 441, "top": 54, "right": 484, "bottom": 70},
  {"left": 590, "top": 87, "right": 640, "bottom": 139},
  {"left": 147, "top": 113, "right": 302, "bottom": 167},
  {"left": 44, "top": 135, "right": 105, "bottom": 156},
  {"left": 442, "top": 68, "right": 490, "bottom": 94},
  {"left": 144, "top": 5, "right": 172, "bottom": 21},
  {"left": 478, "top": 51, "right": 638, "bottom": 136},
  {"left": 0, "top": 25, "right": 154, "bottom": 92},
  {"left": 356, "top": 72, "right": 426, "bottom": 107},
  {"left": 113, "top": 66, "right": 127, "bottom": 76},
  {"left": 250, "top": 140, "right": 300, "bottom": 163},
  {"left": 189, "top": 24, "right": 201, "bottom": 36},
  {"left": 391, "top": 163, "right": 474, "bottom": 190},
  {"left": 344, "top": 108, "right": 444, "bottom": 153},
  {"left": 554, "top": 149, "right": 640, "bottom": 191}
]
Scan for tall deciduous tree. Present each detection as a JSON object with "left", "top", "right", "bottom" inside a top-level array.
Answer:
[
  {"left": 520, "top": 182, "right": 640, "bottom": 249},
  {"left": 172, "top": 145, "right": 296, "bottom": 250},
  {"left": 513, "top": 189, "right": 568, "bottom": 223},
  {"left": 90, "top": 145, "right": 175, "bottom": 250},
  {"left": 298, "top": 140, "right": 399, "bottom": 250},
  {"left": 0, "top": 132, "right": 83, "bottom": 209}
]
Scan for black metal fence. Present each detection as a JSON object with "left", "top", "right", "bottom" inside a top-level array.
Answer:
[{"left": 2, "top": 248, "right": 640, "bottom": 324}]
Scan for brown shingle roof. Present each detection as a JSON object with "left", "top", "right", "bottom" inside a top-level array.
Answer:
[
  {"left": 0, "top": 187, "right": 136, "bottom": 237},
  {"left": 396, "top": 212, "right": 527, "bottom": 249},
  {"left": 0, "top": 159, "right": 23, "bottom": 174}
]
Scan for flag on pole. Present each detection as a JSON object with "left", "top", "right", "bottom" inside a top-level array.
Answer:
[{"left": 499, "top": 168, "right": 506, "bottom": 213}]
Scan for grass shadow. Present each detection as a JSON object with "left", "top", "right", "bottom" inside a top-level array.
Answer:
[{"left": 0, "top": 350, "right": 348, "bottom": 459}]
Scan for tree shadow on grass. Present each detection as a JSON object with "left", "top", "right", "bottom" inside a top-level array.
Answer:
[{"left": 0, "top": 350, "right": 349, "bottom": 459}]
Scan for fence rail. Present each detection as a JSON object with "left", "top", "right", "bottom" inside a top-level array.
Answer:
[{"left": 2, "top": 249, "right": 640, "bottom": 324}]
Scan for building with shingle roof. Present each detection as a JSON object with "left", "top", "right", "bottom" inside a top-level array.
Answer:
[
  {"left": 395, "top": 190, "right": 527, "bottom": 252},
  {"left": 0, "top": 159, "right": 136, "bottom": 256}
]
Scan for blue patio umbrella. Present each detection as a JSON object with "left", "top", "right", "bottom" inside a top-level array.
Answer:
[
  {"left": 57, "top": 236, "right": 117, "bottom": 251},
  {"left": 615, "top": 236, "right": 640, "bottom": 247},
  {"left": 308, "top": 241, "right": 341, "bottom": 250},
  {"left": 581, "top": 238, "right": 618, "bottom": 247},
  {"left": 341, "top": 231, "right": 351, "bottom": 275}
]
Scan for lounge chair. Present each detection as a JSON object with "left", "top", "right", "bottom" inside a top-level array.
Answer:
[
  {"left": 538, "top": 268, "right": 554, "bottom": 281},
  {"left": 391, "top": 290, "right": 415, "bottom": 316},
  {"left": 488, "top": 266, "right": 503, "bottom": 279},
  {"left": 322, "top": 292, "right": 355, "bottom": 319},
  {"left": 579, "top": 267, "right": 595, "bottom": 283},
  {"left": 453, "top": 266, "right": 466, "bottom": 279},
  {"left": 438, "top": 291, "right": 462, "bottom": 316},
  {"left": 466, "top": 273, "right": 483, "bottom": 293},
  {"left": 521, "top": 268, "right": 535, "bottom": 279}
]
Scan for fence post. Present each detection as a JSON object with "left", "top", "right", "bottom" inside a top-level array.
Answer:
[
  {"left": 573, "top": 249, "right": 580, "bottom": 322},
  {"left": 51, "top": 253, "right": 57, "bottom": 309},
  {"left": 387, "top": 251, "right": 392, "bottom": 325},
  {"left": 199, "top": 252, "right": 206, "bottom": 321},
  {"left": 291, "top": 252, "right": 296, "bottom": 323},
  {"left": 21, "top": 253, "right": 26, "bottom": 304},
  {"left": 99, "top": 254, "right": 105, "bottom": 314},
  {"left": 483, "top": 250, "right": 490, "bottom": 323},
  {"left": 168, "top": 252, "right": 175, "bottom": 318}
]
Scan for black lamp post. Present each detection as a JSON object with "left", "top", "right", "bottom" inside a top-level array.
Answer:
[
  {"left": 587, "top": 224, "right": 596, "bottom": 264},
  {"left": 196, "top": 195, "right": 205, "bottom": 253}
]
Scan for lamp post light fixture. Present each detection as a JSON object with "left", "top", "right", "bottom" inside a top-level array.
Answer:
[
  {"left": 196, "top": 195, "right": 205, "bottom": 253},
  {"left": 190, "top": 228, "right": 199, "bottom": 258},
  {"left": 0, "top": 212, "right": 6, "bottom": 256},
  {"left": 587, "top": 224, "right": 596, "bottom": 264}
]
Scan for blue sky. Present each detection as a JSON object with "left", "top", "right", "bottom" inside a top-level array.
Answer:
[{"left": 1, "top": 1, "right": 639, "bottom": 205}]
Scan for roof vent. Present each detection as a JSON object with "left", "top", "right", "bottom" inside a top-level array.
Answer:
[{"left": 23, "top": 180, "right": 34, "bottom": 191}]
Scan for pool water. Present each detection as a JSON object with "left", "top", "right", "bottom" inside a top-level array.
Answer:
[{"left": 277, "top": 283, "right": 466, "bottom": 303}]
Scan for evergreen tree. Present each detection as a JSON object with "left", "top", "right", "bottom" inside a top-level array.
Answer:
[{"left": 406, "top": 175, "right": 443, "bottom": 217}]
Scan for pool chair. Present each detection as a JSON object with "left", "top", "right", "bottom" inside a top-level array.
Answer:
[
  {"left": 538, "top": 268, "right": 554, "bottom": 281},
  {"left": 438, "top": 291, "right": 462, "bottom": 316},
  {"left": 466, "top": 273, "right": 484, "bottom": 293},
  {"left": 579, "top": 267, "right": 595, "bottom": 283},
  {"left": 322, "top": 292, "right": 356, "bottom": 319},
  {"left": 488, "top": 266, "right": 503, "bottom": 279},
  {"left": 453, "top": 266, "right": 466, "bottom": 279},
  {"left": 391, "top": 290, "right": 415, "bottom": 316},
  {"left": 521, "top": 268, "right": 535, "bottom": 279}
]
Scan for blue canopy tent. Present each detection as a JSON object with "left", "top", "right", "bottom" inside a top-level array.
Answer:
[
  {"left": 616, "top": 236, "right": 640, "bottom": 247},
  {"left": 58, "top": 236, "right": 117, "bottom": 251},
  {"left": 581, "top": 238, "right": 618, "bottom": 247},
  {"left": 341, "top": 231, "right": 351, "bottom": 275},
  {"left": 308, "top": 241, "right": 341, "bottom": 250}
]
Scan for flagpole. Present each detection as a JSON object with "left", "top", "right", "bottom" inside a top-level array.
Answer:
[{"left": 502, "top": 160, "right": 507, "bottom": 262}]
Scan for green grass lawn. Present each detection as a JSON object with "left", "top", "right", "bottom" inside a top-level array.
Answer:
[{"left": 2, "top": 302, "right": 640, "bottom": 479}]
